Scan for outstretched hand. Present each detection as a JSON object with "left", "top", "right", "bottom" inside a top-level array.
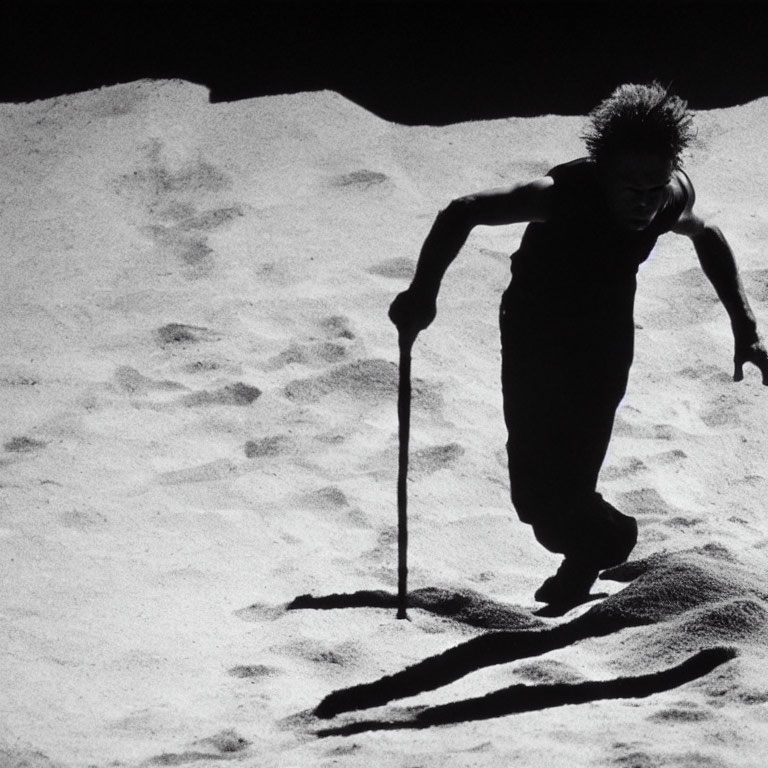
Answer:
[
  {"left": 734, "top": 337, "right": 768, "bottom": 384},
  {"left": 388, "top": 288, "right": 437, "bottom": 345}
]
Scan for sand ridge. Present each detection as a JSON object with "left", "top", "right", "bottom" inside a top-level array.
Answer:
[{"left": 1, "top": 80, "right": 768, "bottom": 767}]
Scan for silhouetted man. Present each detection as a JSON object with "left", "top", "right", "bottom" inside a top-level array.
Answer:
[{"left": 390, "top": 83, "right": 768, "bottom": 607}]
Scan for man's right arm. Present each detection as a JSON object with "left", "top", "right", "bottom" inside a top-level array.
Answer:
[{"left": 390, "top": 177, "right": 554, "bottom": 339}]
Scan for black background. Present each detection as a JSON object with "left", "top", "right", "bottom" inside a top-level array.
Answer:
[{"left": 3, "top": 0, "right": 768, "bottom": 124}]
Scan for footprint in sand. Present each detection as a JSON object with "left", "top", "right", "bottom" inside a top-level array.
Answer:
[
  {"left": 268, "top": 341, "right": 351, "bottom": 369},
  {"left": 277, "top": 638, "right": 364, "bottom": 675},
  {"left": 182, "top": 358, "right": 244, "bottom": 379},
  {"left": 116, "top": 140, "right": 243, "bottom": 279},
  {"left": 113, "top": 366, "right": 185, "bottom": 396},
  {"left": 307, "top": 486, "right": 350, "bottom": 509},
  {"left": 613, "top": 414, "right": 679, "bottom": 441},
  {"left": 195, "top": 730, "right": 251, "bottom": 755},
  {"left": 320, "top": 315, "right": 355, "bottom": 340},
  {"left": 120, "top": 360, "right": 259, "bottom": 410},
  {"left": 184, "top": 359, "right": 224, "bottom": 373},
  {"left": 666, "top": 515, "right": 703, "bottom": 530},
  {"left": 303, "top": 486, "right": 370, "bottom": 528},
  {"left": 315, "top": 431, "right": 346, "bottom": 446},
  {"left": 118, "top": 139, "right": 231, "bottom": 199},
  {"left": 165, "top": 205, "right": 244, "bottom": 232},
  {"left": 156, "top": 459, "right": 242, "bottom": 485},
  {"left": 650, "top": 448, "right": 688, "bottom": 465},
  {"left": 609, "top": 746, "right": 675, "bottom": 768},
  {"left": 676, "top": 363, "right": 732, "bottom": 385},
  {"left": 284, "top": 358, "right": 442, "bottom": 411},
  {"left": 601, "top": 456, "right": 647, "bottom": 481},
  {"left": 268, "top": 314, "right": 357, "bottom": 370},
  {"left": 0, "top": 372, "right": 40, "bottom": 387},
  {"left": 147, "top": 729, "right": 250, "bottom": 765},
  {"left": 154, "top": 322, "right": 220, "bottom": 347},
  {"left": 0, "top": 747, "right": 60, "bottom": 768},
  {"left": 646, "top": 702, "right": 713, "bottom": 723},
  {"left": 699, "top": 393, "right": 742, "bottom": 429},
  {"left": 142, "top": 204, "right": 244, "bottom": 280},
  {"left": 179, "top": 382, "right": 261, "bottom": 407},
  {"left": 512, "top": 659, "right": 586, "bottom": 685},
  {"left": 60, "top": 508, "right": 108, "bottom": 530},
  {"left": 233, "top": 602, "right": 285, "bottom": 622},
  {"left": 329, "top": 169, "right": 388, "bottom": 190},
  {"left": 410, "top": 443, "right": 465, "bottom": 475},
  {"left": 143, "top": 224, "right": 216, "bottom": 278},
  {"left": 615, "top": 487, "right": 700, "bottom": 537},
  {"left": 4, "top": 436, "right": 47, "bottom": 453},
  {"left": 359, "top": 527, "right": 398, "bottom": 569},
  {"left": 616, "top": 487, "right": 674, "bottom": 518},
  {"left": 651, "top": 424, "right": 678, "bottom": 440},
  {"left": 228, "top": 664, "right": 280, "bottom": 679},
  {"left": 367, "top": 257, "right": 415, "bottom": 280},
  {"left": 744, "top": 268, "right": 768, "bottom": 303},
  {"left": 244, "top": 435, "right": 291, "bottom": 458}
]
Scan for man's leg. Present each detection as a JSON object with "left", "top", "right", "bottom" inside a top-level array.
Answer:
[
  {"left": 505, "top": 392, "right": 634, "bottom": 560},
  {"left": 501, "top": 350, "right": 636, "bottom": 600}
]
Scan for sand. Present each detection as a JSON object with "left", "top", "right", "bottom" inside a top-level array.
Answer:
[{"left": 1, "top": 80, "right": 768, "bottom": 767}]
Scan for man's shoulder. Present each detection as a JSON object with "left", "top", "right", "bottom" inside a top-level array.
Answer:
[
  {"left": 545, "top": 158, "right": 601, "bottom": 219},
  {"left": 671, "top": 168, "right": 695, "bottom": 207},
  {"left": 668, "top": 169, "right": 706, "bottom": 237},
  {"left": 547, "top": 157, "right": 595, "bottom": 180}
]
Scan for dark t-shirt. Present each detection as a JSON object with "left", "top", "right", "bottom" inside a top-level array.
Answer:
[{"left": 501, "top": 157, "right": 690, "bottom": 387}]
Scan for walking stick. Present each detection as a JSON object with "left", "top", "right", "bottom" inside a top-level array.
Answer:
[{"left": 396, "top": 329, "right": 415, "bottom": 620}]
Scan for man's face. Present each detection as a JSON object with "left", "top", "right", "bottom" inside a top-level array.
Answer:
[{"left": 598, "top": 150, "right": 675, "bottom": 231}]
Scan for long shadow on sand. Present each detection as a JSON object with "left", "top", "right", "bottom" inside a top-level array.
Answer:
[
  {"left": 314, "top": 647, "right": 734, "bottom": 736},
  {"left": 282, "top": 548, "right": 767, "bottom": 733}
]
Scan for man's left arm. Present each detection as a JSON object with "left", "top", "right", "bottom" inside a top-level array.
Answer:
[{"left": 673, "top": 188, "right": 768, "bottom": 384}]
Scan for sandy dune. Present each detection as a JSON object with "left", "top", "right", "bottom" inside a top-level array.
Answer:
[{"left": 1, "top": 80, "right": 768, "bottom": 767}]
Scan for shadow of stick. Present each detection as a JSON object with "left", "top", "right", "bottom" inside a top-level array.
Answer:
[
  {"left": 288, "top": 588, "right": 610, "bottom": 621},
  {"left": 288, "top": 588, "right": 546, "bottom": 631},
  {"left": 315, "top": 608, "right": 640, "bottom": 718},
  {"left": 316, "top": 646, "right": 736, "bottom": 736}
]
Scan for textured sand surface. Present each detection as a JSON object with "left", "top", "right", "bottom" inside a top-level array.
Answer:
[{"left": 1, "top": 80, "right": 768, "bottom": 767}]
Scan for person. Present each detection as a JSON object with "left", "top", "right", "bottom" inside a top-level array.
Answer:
[{"left": 388, "top": 82, "right": 768, "bottom": 607}]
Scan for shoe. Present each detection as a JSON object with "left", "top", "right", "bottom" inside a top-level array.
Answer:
[
  {"left": 534, "top": 557, "right": 600, "bottom": 605},
  {"left": 588, "top": 510, "right": 637, "bottom": 569}
]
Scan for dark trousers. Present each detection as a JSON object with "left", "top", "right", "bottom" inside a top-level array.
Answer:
[{"left": 500, "top": 295, "right": 632, "bottom": 559}]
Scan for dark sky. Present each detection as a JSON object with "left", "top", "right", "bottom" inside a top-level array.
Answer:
[{"left": 4, "top": 0, "right": 768, "bottom": 123}]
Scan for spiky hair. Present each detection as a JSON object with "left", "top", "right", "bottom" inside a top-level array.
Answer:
[{"left": 582, "top": 82, "right": 695, "bottom": 169}]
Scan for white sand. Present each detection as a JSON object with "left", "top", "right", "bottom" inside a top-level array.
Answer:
[{"left": 1, "top": 80, "right": 768, "bottom": 767}]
